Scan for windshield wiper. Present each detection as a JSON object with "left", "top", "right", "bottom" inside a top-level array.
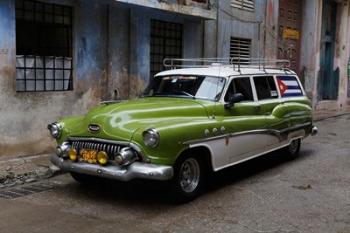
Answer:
[{"left": 172, "top": 91, "right": 195, "bottom": 99}]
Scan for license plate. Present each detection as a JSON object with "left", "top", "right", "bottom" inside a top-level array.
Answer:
[{"left": 80, "top": 149, "right": 97, "bottom": 164}]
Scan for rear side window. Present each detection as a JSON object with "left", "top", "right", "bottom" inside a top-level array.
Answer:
[
  {"left": 253, "top": 76, "right": 278, "bottom": 100},
  {"left": 277, "top": 76, "right": 303, "bottom": 97},
  {"left": 224, "top": 77, "right": 254, "bottom": 102}
]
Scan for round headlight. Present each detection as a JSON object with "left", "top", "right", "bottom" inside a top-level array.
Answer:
[
  {"left": 48, "top": 122, "right": 62, "bottom": 139},
  {"left": 143, "top": 128, "right": 160, "bottom": 148}
]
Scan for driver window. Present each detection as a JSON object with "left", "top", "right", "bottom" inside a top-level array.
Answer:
[{"left": 224, "top": 77, "right": 254, "bottom": 102}]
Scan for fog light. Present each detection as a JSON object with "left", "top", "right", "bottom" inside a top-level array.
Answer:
[
  {"left": 56, "top": 147, "right": 63, "bottom": 157},
  {"left": 56, "top": 142, "right": 70, "bottom": 158},
  {"left": 115, "top": 147, "right": 137, "bottom": 165},
  {"left": 97, "top": 151, "right": 108, "bottom": 165},
  {"left": 68, "top": 148, "right": 77, "bottom": 161},
  {"left": 115, "top": 155, "right": 123, "bottom": 164}
]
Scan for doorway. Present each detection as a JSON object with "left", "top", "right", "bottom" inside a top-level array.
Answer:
[
  {"left": 278, "top": 0, "right": 302, "bottom": 74},
  {"left": 318, "top": 0, "right": 339, "bottom": 100}
]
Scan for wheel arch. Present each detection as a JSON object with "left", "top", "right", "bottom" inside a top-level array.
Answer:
[{"left": 175, "top": 145, "right": 213, "bottom": 172}]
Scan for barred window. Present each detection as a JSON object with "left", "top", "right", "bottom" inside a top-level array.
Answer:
[
  {"left": 230, "top": 37, "right": 252, "bottom": 64},
  {"left": 150, "top": 20, "right": 183, "bottom": 78},
  {"left": 15, "top": 0, "right": 73, "bottom": 92}
]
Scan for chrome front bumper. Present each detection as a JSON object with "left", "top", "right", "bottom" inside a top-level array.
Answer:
[{"left": 51, "top": 155, "right": 174, "bottom": 181}]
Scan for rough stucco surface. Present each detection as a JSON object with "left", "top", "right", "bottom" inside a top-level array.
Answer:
[
  {"left": 207, "top": 0, "right": 266, "bottom": 59},
  {"left": 0, "top": 0, "right": 206, "bottom": 157},
  {"left": 0, "top": 0, "right": 105, "bottom": 157}
]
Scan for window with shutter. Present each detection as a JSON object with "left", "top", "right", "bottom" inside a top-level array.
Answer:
[
  {"left": 230, "top": 37, "right": 252, "bottom": 64},
  {"left": 231, "top": 0, "right": 255, "bottom": 12}
]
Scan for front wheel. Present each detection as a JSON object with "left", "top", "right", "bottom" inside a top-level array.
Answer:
[{"left": 171, "top": 155, "right": 205, "bottom": 203}]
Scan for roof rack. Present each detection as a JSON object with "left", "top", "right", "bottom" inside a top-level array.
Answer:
[{"left": 163, "top": 58, "right": 291, "bottom": 73}]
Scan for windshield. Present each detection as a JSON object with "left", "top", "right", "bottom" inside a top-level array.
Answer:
[{"left": 143, "top": 75, "right": 226, "bottom": 101}]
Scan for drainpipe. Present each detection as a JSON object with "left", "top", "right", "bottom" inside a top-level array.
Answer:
[
  {"left": 348, "top": 57, "right": 350, "bottom": 97},
  {"left": 216, "top": 0, "right": 219, "bottom": 57}
]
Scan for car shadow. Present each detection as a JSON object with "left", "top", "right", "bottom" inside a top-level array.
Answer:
[{"left": 59, "top": 148, "right": 315, "bottom": 206}]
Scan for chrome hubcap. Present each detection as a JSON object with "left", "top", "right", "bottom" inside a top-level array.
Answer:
[
  {"left": 289, "top": 139, "right": 299, "bottom": 154},
  {"left": 179, "top": 158, "right": 200, "bottom": 193}
]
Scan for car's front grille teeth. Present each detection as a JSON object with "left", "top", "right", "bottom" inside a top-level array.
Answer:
[{"left": 70, "top": 140, "right": 125, "bottom": 159}]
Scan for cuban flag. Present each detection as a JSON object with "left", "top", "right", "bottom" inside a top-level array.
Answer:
[{"left": 277, "top": 76, "right": 303, "bottom": 97}]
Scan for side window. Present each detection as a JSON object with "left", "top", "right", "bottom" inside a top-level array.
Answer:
[
  {"left": 277, "top": 76, "right": 303, "bottom": 97},
  {"left": 253, "top": 76, "right": 278, "bottom": 100},
  {"left": 224, "top": 77, "right": 254, "bottom": 102}
]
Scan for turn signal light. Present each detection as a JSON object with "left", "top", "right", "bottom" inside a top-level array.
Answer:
[
  {"left": 97, "top": 151, "right": 108, "bottom": 165},
  {"left": 68, "top": 148, "right": 77, "bottom": 161}
]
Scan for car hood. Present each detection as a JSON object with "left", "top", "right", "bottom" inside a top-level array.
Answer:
[{"left": 73, "top": 97, "right": 211, "bottom": 141}]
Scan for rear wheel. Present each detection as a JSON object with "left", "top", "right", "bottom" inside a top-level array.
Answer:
[
  {"left": 171, "top": 155, "right": 205, "bottom": 203},
  {"left": 284, "top": 138, "right": 301, "bottom": 158}
]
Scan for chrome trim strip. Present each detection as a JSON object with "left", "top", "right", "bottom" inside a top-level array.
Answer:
[
  {"left": 183, "top": 123, "right": 312, "bottom": 145},
  {"left": 279, "top": 122, "right": 311, "bottom": 134},
  {"left": 51, "top": 154, "right": 173, "bottom": 181},
  {"left": 183, "top": 129, "right": 282, "bottom": 145}
]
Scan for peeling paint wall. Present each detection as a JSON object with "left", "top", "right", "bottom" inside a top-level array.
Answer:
[
  {"left": 0, "top": 0, "right": 106, "bottom": 157},
  {"left": 300, "top": 0, "right": 350, "bottom": 115},
  {"left": 0, "top": 0, "right": 205, "bottom": 157}
]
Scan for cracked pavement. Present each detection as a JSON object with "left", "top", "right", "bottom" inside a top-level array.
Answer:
[{"left": 0, "top": 114, "right": 349, "bottom": 233}]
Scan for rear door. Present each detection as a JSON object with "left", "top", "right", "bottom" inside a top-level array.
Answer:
[
  {"left": 252, "top": 75, "right": 280, "bottom": 115},
  {"left": 252, "top": 76, "right": 284, "bottom": 147}
]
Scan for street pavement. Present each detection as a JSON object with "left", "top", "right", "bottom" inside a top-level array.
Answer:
[{"left": 0, "top": 114, "right": 349, "bottom": 233}]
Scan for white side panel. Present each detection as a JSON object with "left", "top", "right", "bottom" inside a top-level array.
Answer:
[
  {"left": 189, "top": 129, "right": 306, "bottom": 172},
  {"left": 191, "top": 133, "right": 279, "bottom": 171}
]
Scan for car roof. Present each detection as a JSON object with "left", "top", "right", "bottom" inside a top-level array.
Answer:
[{"left": 155, "top": 66, "right": 296, "bottom": 78}]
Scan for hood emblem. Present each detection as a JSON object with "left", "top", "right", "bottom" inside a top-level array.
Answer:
[{"left": 88, "top": 124, "right": 101, "bottom": 133}]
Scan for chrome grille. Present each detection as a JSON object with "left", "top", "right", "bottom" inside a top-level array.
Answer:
[{"left": 69, "top": 138, "right": 126, "bottom": 159}]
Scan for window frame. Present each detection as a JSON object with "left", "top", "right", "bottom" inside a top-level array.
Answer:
[
  {"left": 15, "top": 0, "right": 74, "bottom": 92},
  {"left": 150, "top": 19, "right": 183, "bottom": 78},
  {"left": 224, "top": 76, "right": 255, "bottom": 103},
  {"left": 231, "top": 0, "right": 255, "bottom": 12},
  {"left": 252, "top": 75, "right": 280, "bottom": 101},
  {"left": 229, "top": 37, "right": 252, "bottom": 65},
  {"left": 275, "top": 75, "right": 306, "bottom": 98}
]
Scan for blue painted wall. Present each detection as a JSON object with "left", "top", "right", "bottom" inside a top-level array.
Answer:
[{"left": 0, "top": 0, "right": 205, "bottom": 156}]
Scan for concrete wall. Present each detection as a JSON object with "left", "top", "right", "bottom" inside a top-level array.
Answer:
[
  {"left": 300, "top": 0, "right": 350, "bottom": 116},
  {"left": 204, "top": 0, "right": 266, "bottom": 59},
  {"left": 0, "top": 0, "right": 106, "bottom": 157},
  {"left": 0, "top": 0, "right": 204, "bottom": 157}
]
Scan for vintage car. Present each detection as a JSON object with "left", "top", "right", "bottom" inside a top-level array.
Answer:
[{"left": 49, "top": 59, "right": 318, "bottom": 202}]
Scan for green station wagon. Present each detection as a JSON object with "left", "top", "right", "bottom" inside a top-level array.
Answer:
[{"left": 49, "top": 59, "right": 318, "bottom": 202}]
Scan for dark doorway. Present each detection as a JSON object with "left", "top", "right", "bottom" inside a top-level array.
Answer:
[{"left": 318, "top": 0, "right": 339, "bottom": 100}]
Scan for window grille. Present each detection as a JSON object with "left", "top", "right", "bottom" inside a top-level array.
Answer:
[
  {"left": 150, "top": 20, "right": 183, "bottom": 78},
  {"left": 15, "top": 0, "right": 73, "bottom": 92},
  {"left": 230, "top": 37, "right": 252, "bottom": 64},
  {"left": 231, "top": 0, "right": 255, "bottom": 12}
]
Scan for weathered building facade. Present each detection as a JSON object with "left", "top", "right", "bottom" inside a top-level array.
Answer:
[
  {"left": 0, "top": 0, "right": 215, "bottom": 157},
  {"left": 1, "top": 0, "right": 350, "bottom": 157},
  {"left": 206, "top": 0, "right": 350, "bottom": 118}
]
